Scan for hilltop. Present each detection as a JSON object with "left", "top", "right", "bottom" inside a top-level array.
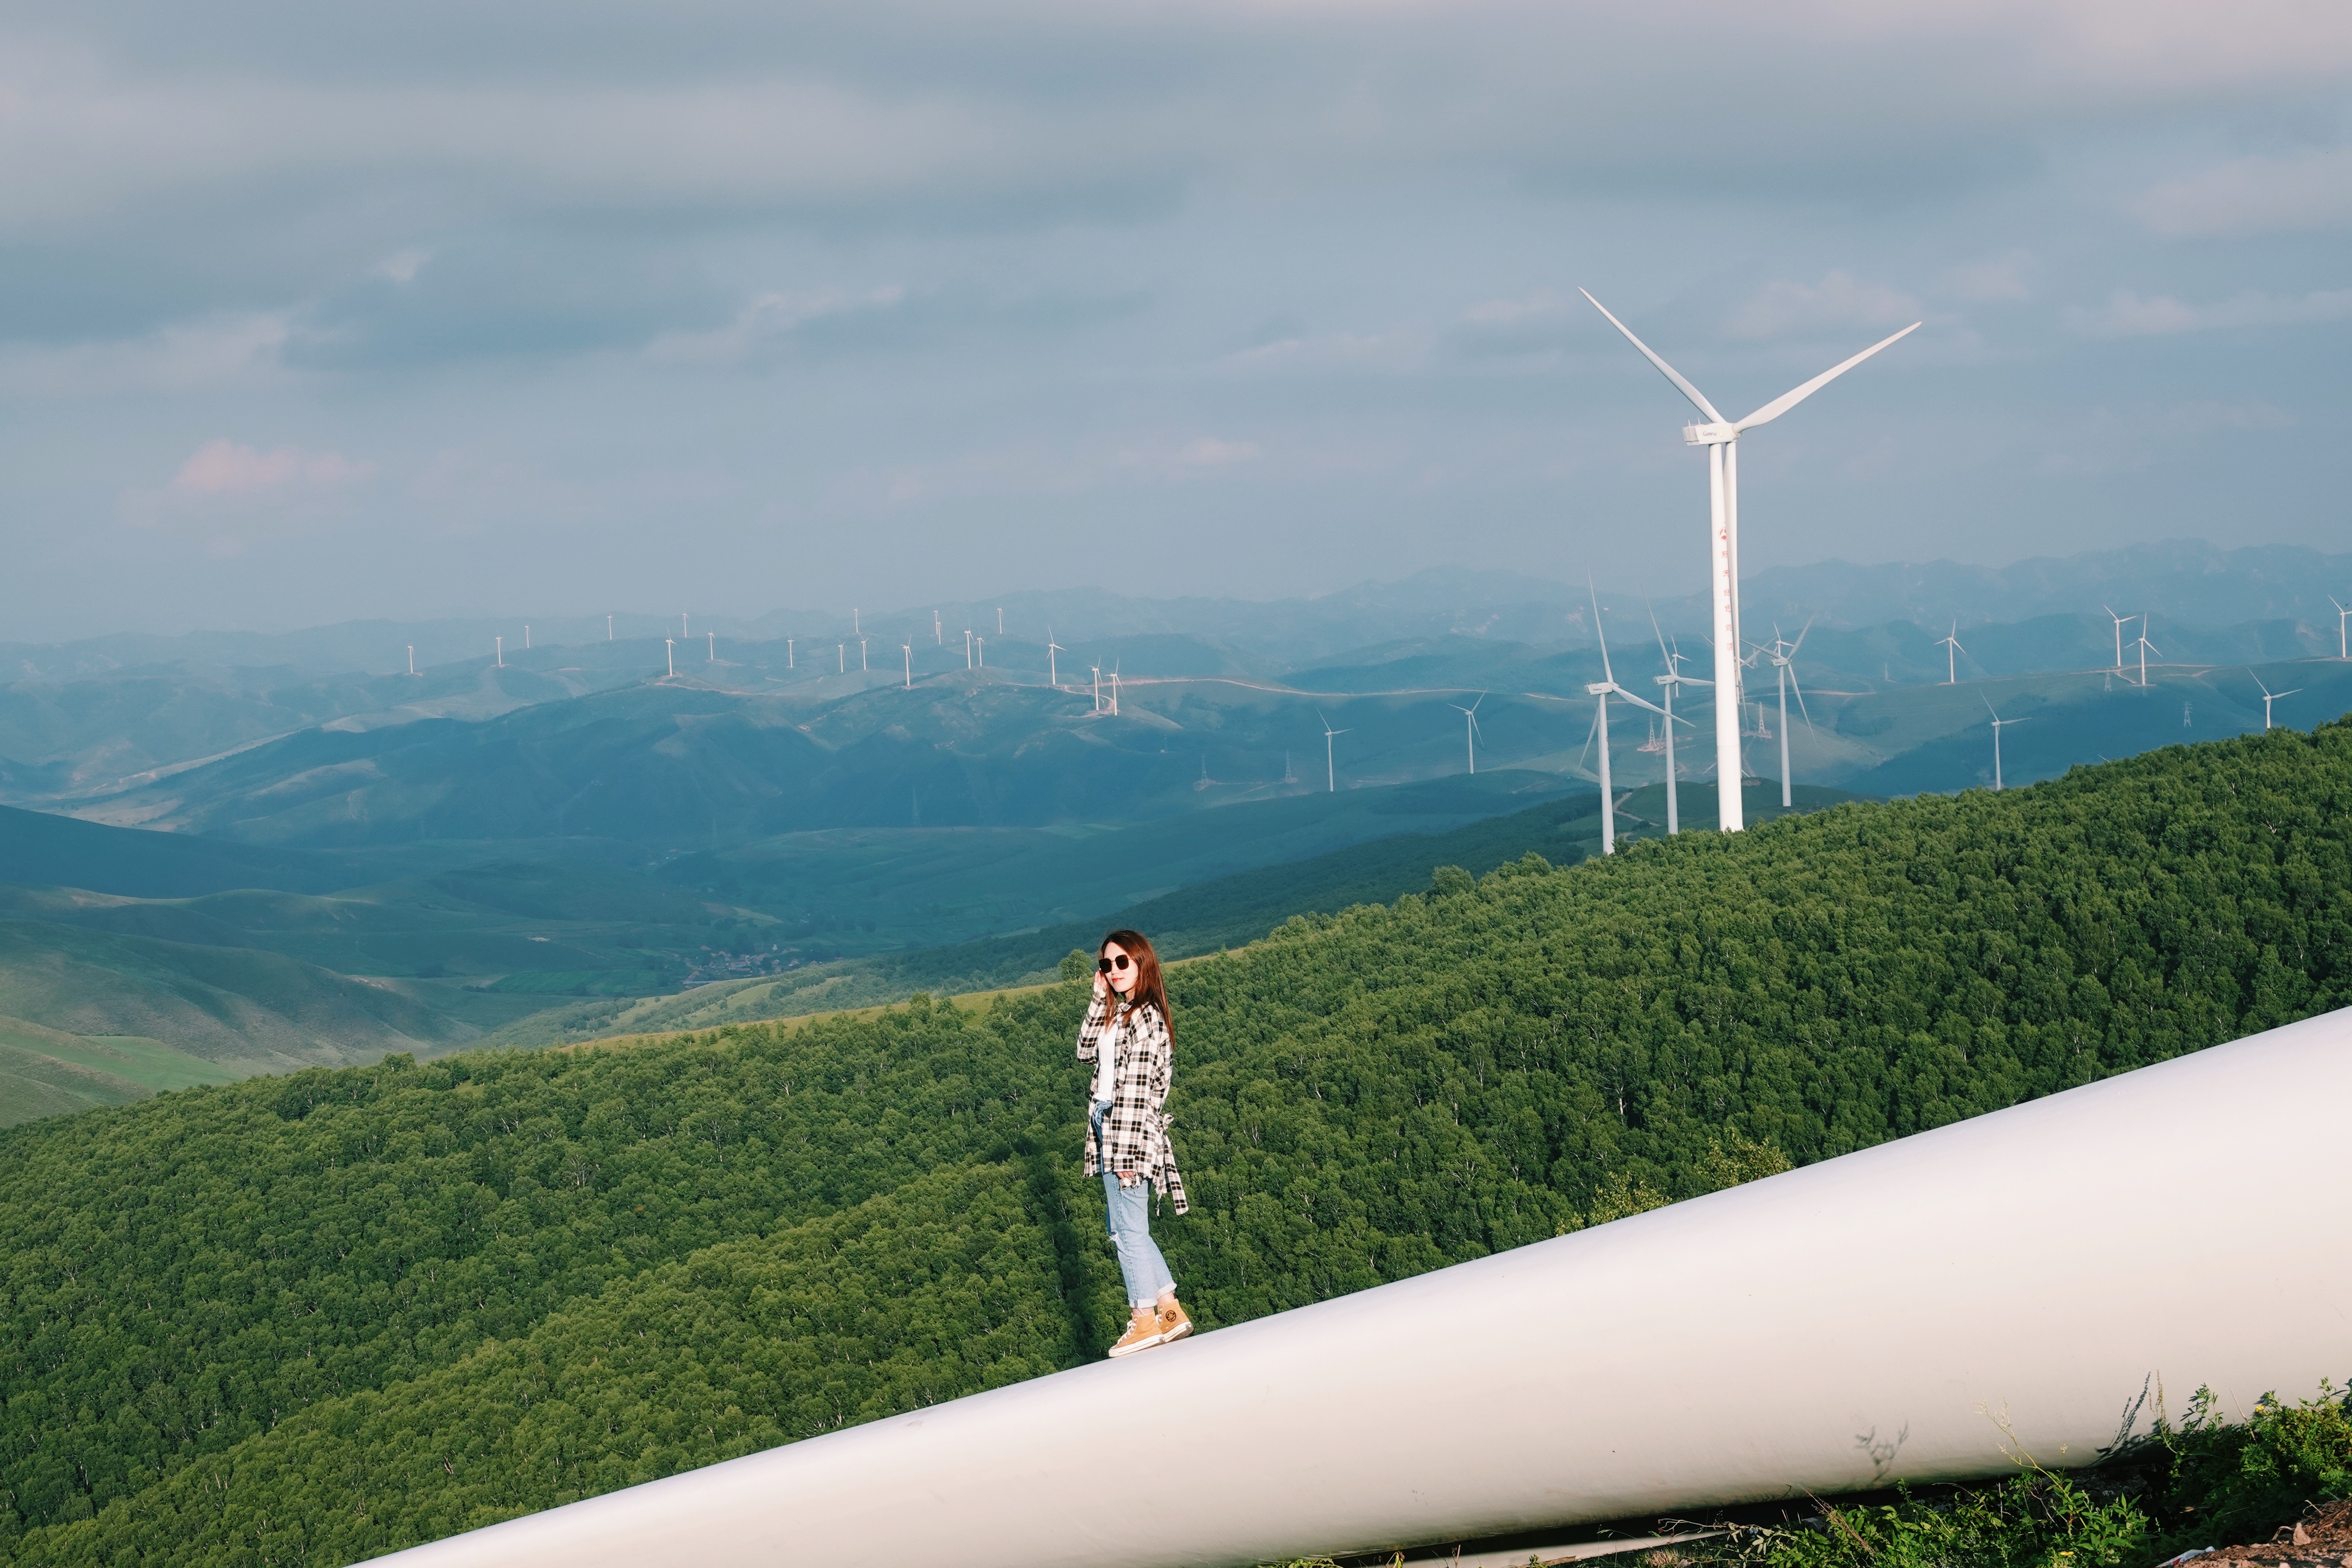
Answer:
[{"left": 0, "top": 719, "right": 2345, "bottom": 1564}]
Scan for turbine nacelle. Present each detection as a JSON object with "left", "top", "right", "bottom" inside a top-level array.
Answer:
[{"left": 1684, "top": 422, "right": 1743, "bottom": 446}]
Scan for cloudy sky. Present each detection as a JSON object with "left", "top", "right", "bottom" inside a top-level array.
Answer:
[{"left": 5, "top": 0, "right": 2349, "bottom": 638}]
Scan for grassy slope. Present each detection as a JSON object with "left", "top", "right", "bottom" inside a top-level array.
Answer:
[
  {"left": 3, "top": 722, "right": 2347, "bottom": 1563},
  {"left": 0, "top": 1019, "right": 238, "bottom": 1128}
]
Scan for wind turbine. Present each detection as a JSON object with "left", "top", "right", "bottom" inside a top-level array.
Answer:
[
  {"left": 860, "top": 638, "right": 868, "bottom": 671},
  {"left": 2102, "top": 606, "right": 2136, "bottom": 671},
  {"left": 2332, "top": 597, "right": 2349, "bottom": 659},
  {"left": 407, "top": 645, "right": 416, "bottom": 677},
  {"left": 976, "top": 635, "right": 985, "bottom": 668},
  {"left": 902, "top": 644, "right": 913, "bottom": 689},
  {"left": 1317, "top": 709, "right": 1350, "bottom": 793},
  {"left": 854, "top": 608, "right": 861, "bottom": 636},
  {"left": 1763, "top": 619, "right": 1816, "bottom": 809},
  {"left": 1109, "top": 663, "right": 1121, "bottom": 716},
  {"left": 2134, "top": 623, "right": 2160, "bottom": 686},
  {"left": 665, "top": 638, "right": 675, "bottom": 678},
  {"left": 837, "top": 644, "right": 845, "bottom": 673},
  {"left": 1936, "top": 621, "right": 1966, "bottom": 685},
  {"left": 496, "top": 635, "right": 504, "bottom": 668},
  {"left": 964, "top": 630, "right": 973, "bottom": 670},
  {"left": 1984, "top": 699, "right": 2027, "bottom": 791},
  {"left": 1580, "top": 594, "right": 1670, "bottom": 855},
  {"left": 707, "top": 631, "right": 716, "bottom": 662},
  {"left": 1449, "top": 695, "right": 1484, "bottom": 775},
  {"left": 682, "top": 612, "right": 689, "bottom": 639},
  {"left": 524, "top": 625, "right": 531, "bottom": 650},
  {"left": 1647, "top": 605, "right": 1706, "bottom": 836},
  {"left": 607, "top": 614, "right": 613, "bottom": 642},
  {"left": 934, "top": 611, "right": 943, "bottom": 645},
  {"left": 1091, "top": 665, "right": 1102, "bottom": 713},
  {"left": 2252, "top": 674, "right": 2300, "bottom": 730},
  {"left": 996, "top": 607, "right": 1004, "bottom": 635},
  {"left": 1046, "top": 629, "right": 1064, "bottom": 687},
  {"left": 787, "top": 638, "right": 795, "bottom": 670},
  {"left": 1584, "top": 289, "right": 1917, "bottom": 835}
]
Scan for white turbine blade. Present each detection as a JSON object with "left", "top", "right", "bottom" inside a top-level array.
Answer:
[
  {"left": 1589, "top": 582, "right": 1616, "bottom": 686},
  {"left": 1608, "top": 683, "right": 1669, "bottom": 719},
  {"left": 1577, "top": 704, "right": 1600, "bottom": 771},
  {"left": 2277, "top": 689, "right": 2301, "bottom": 700},
  {"left": 1789, "top": 614, "right": 1815, "bottom": 657},
  {"left": 1646, "top": 599, "right": 1672, "bottom": 673},
  {"left": 1789, "top": 669, "right": 1815, "bottom": 734},
  {"left": 1733, "top": 322, "right": 1921, "bottom": 431},
  {"left": 1470, "top": 692, "right": 1485, "bottom": 713},
  {"left": 1579, "top": 289, "right": 1724, "bottom": 423},
  {"left": 2252, "top": 677, "right": 2272, "bottom": 699}
]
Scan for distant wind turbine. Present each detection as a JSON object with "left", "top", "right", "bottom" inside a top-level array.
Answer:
[
  {"left": 707, "top": 631, "right": 715, "bottom": 662},
  {"left": 607, "top": 614, "right": 613, "bottom": 642},
  {"left": 1647, "top": 604, "right": 1706, "bottom": 836},
  {"left": 1984, "top": 699, "right": 2027, "bottom": 791},
  {"left": 1583, "top": 288, "right": 1917, "bottom": 834},
  {"left": 1109, "top": 663, "right": 1121, "bottom": 716},
  {"left": 1763, "top": 619, "right": 1817, "bottom": 809},
  {"left": 964, "top": 629, "right": 973, "bottom": 670},
  {"left": 665, "top": 638, "right": 675, "bottom": 678},
  {"left": 860, "top": 638, "right": 868, "bottom": 671},
  {"left": 976, "top": 636, "right": 985, "bottom": 668},
  {"left": 934, "top": 610, "right": 942, "bottom": 645},
  {"left": 1449, "top": 694, "right": 1484, "bottom": 775},
  {"left": 1580, "top": 590, "right": 1669, "bottom": 855},
  {"left": 997, "top": 607, "right": 1004, "bottom": 635},
  {"left": 1046, "top": 630, "right": 1064, "bottom": 686},
  {"left": 2134, "top": 623, "right": 2160, "bottom": 686},
  {"left": 2252, "top": 674, "right": 2300, "bottom": 730},
  {"left": 1317, "top": 709, "right": 1350, "bottom": 793},
  {"left": 1091, "top": 665, "right": 1102, "bottom": 714},
  {"left": 2103, "top": 606, "right": 2135, "bottom": 671},
  {"left": 524, "top": 625, "right": 531, "bottom": 650},
  {"left": 837, "top": 644, "right": 845, "bottom": 674},
  {"left": 787, "top": 638, "right": 795, "bottom": 670},
  {"left": 682, "top": 613, "right": 689, "bottom": 639},
  {"left": 854, "top": 608, "right": 861, "bottom": 636},
  {"left": 2332, "top": 597, "right": 2349, "bottom": 660},
  {"left": 496, "top": 635, "right": 504, "bottom": 668},
  {"left": 1936, "top": 621, "right": 1966, "bottom": 686},
  {"left": 407, "top": 645, "right": 415, "bottom": 677},
  {"left": 902, "top": 644, "right": 913, "bottom": 689}
]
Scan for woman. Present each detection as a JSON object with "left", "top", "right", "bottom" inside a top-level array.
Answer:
[{"left": 1076, "top": 928, "right": 1191, "bottom": 1357}]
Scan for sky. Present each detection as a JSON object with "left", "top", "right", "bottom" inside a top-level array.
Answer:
[{"left": 4, "top": 0, "right": 2349, "bottom": 639}]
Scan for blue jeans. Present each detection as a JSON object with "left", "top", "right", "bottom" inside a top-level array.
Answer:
[{"left": 1093, "top": 1101, "right": 1176, "bottom": 1308}]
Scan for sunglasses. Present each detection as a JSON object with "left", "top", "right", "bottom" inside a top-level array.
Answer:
[{"left": 1097, "top": 954, "right": 1132, "bottom": 973}]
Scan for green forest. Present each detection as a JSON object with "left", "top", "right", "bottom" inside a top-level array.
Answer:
[{"left": 3, "top": 720, "right": 2349, "bottom": 1566}]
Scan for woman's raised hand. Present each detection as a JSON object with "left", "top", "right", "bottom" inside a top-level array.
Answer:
[{"left": 1092, "top": 969, "right": 1109, "bottom": 1001}]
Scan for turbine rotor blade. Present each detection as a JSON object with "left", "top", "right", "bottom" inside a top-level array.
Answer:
[
  {"left": 1609, "top": 684, "right": 1669, "bottom": 719},
  {"left": 1589, "top": 581, "right": 1615, "bottom": 686},
  {"left": 1578, "top": 289, "right": 1725, "bottom": 423},
  {"left": 1733, "top": 322, "right": 1921, "bottom": 431},
  {"left": 1790, "top": 671, "right": 1814, "bottom": 734}
]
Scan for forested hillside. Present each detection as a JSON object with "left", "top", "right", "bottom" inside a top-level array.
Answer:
[{"left": 4, "top": 720, "right": 2349, "bottom": 1566}]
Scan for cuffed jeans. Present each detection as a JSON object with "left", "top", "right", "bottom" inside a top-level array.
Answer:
[{"left": 1093, "top": 1101, "right": 1176, "bottom": 1308}]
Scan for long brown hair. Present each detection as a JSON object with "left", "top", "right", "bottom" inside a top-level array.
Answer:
[{"left": 1099, "top": 928, "right": 1170, "bottom": 1039}]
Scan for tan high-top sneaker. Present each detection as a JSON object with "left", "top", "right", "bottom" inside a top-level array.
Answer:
[
  {"left": 1157, "top": 1298, "right": 1192, "bottom": 1344},
  {"left": 1108, "top": 1308, "right": 1164, "bottom": 1358}
]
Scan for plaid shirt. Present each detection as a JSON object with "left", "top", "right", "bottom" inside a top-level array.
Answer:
[{"left": 1076, "top": 994, "right": 1189, "bottom": 1216}]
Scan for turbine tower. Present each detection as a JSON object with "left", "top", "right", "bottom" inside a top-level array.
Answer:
[
  {"left": 1317, "top": 710, "right": 1350, "bottom": 793},
  {"left": 607, "top": 614, "right": 613, "bottom": 641},
  {"left": 1584, "top": 290, "right": 1917, "bottom": 835},
  {"left": 902, "top": 644, "right": 913, "bottom": 689},
  {"left": 1580, "top": 592, "right": 1669, "bottom": 854},
  {"left": 2332, "top": 597, "right": 2349, "bottom": 660},
  {"left": 2103, "top": 606, "right": 2135, "bottom": 671},
  {"left": 2134, "top": 623, "right": 2160, "bottom": 686},
  {"left": 976, "top": 636, "right": 985, "bottom": 668},
  {"left": 787, "top": 638, "right": 795, "bottom": 670},
  {"left": 1449, "top": 695, "right": 1484, "bottom": 775},
  {"left": 1109, "top": 664, "right": 1121, "bottom": 717},
  {"left": 1090, "top": 665, "right": 1102, "bottom": 714},
  {"left": 1647, "top": 605, "right": 1705, "bottom": 836},
  {"left": 524, "top": 625, "right": 531, "bottom": 649},
  {"left": 996, "top": 607, "right": 1004, "bottom": 635},
  {"left": 1764, "top": 619, "right": 1816, "bottom": 810},
  {"left": 682, "top": 612, "right": 689, "bottom": 639},
  {"left": 495, "top": 636, "right": 503, "bottom": 668},
  {"left": 1046, "top": 630, "right": 1064, "bottom": 687},
  {"left": 665, "top": 638, "right": 674, "bottom": 678},
  {"left": 964, "top": 630, "right": 973, "bottom": 670},
  {"left": 1984, "top": 700, "right": 2027, "bottom": 791},
  {"left": 934, "top": 610, "right": 943, "bottom": 645},
  {"left": 861, "top": 638, "right": 869, "bottom": 671},
  {"left": 407, "top": 645, "right": 416, "bottom": 677},
  {"left": 707, "top": 631, "right": 715, "bottom": 662},
  {"left": 1936, "top": 621, "right": 1966, "bottom": 685},
  {"left": 837, "top": 644, "right": 845, "bottom": 673},
  {"left": 2252, "top": 674, "right": 2300, "bottom": 731}
]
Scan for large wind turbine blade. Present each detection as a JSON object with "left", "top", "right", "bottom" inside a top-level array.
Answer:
[
  {"left": 1589, "top": 584, "right": 1616, "bottom": 686},
  {"left": 1579, "top": 289, "right": 1724, "bottom": 423},
  {"left": 1577, "top": 705, "right": 1600, "bottom": 771},
  {"left": 1608, "top": 684, "right": 1669, "bottom": 720},
  {"left": 1733, "top": 322, "right": 1920, "bottom": 431},
  {"left": 1647, "top": 600, "right": 1673, "bottom": 672},
  {"left": 1789, "top": 615, "right": 1815, "bottom": 658},
  {"left": 1789, "top": 671, "right": 1814, "bottom": 734}
]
